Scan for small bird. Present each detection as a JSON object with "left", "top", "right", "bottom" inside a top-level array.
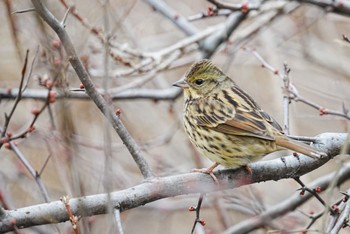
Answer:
[{"left": 173, "top": 59, "right": 326, "bottom": 179}]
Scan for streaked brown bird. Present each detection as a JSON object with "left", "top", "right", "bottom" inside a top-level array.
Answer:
[{"left": 173, "top": 59, "right": 325, "bottom": 179}]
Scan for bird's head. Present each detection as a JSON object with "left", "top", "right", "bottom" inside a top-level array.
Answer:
[{"left": 173, "top": 59, "right": 229, "bottom": 99}]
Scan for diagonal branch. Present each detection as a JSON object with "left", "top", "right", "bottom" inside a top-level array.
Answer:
[
  {"left": 30, "top": 0, "right": 154, "bottom": 179},
  {"left": 0, "top": 50, "right": 29, "bottom": 142}
]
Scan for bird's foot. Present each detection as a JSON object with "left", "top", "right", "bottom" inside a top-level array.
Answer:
[{"left": 192, "top": 162, "right": 220, "bottom": 184}]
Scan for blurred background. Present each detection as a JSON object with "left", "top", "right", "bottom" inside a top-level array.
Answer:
[{"left": 0, "top": 0, "right": 350, "bottom": 233}]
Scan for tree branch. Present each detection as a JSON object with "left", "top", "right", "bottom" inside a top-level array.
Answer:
[
  {"left": 30, "top": 0, "right": 154, "bottom": 179},
  {"left": 223, "top": 163, "right": 350, "bottom": 234},
  {"left": 0, "top": 87, "right": 182, "bottom": 101},
  {"left": 0, "top": 133, "right": 347, "bottom": 232}
]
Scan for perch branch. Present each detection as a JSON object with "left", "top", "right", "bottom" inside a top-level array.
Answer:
[{"left": 0, "top": 133, "right": 347, "bottom": 233}]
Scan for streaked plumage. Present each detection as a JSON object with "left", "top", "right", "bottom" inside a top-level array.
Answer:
[{"left": 173, "top": 59, "right": 326, "bottom": 173}]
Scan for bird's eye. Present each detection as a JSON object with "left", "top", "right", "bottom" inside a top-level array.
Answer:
[{"left": 195, "top": 79, "right": 204, "bottom": 85}]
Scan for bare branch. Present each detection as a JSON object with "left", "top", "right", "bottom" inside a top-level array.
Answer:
[
  {"left": 0, "top": 87, "right": 182, "bottom": 101},
  {"left": 8, "top": 142, "right": 50, "bottom": 202},
  {"left": 0, "top": 133, "right": 347, "bottom": 233},
  {"left": 31, "top": 0, "right": 154, "bottom": 179},
  {"left": 223, "top": 162, "right": 350, "bottom": 234},
  {"left": 0, "top": 50, "right": 29, "bottom": 144},
  {"left": 190, "top": 193, "right": 205, "bottom": 234}
]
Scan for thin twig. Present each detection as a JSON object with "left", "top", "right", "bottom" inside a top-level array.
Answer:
[
  {"left": 303, "top": 210, "right": 324, "bottom": 229},
  {"left": 294, "top": 177, "right": 327, "bottom": 207},
  {"left": 23, "top": 46, "right": 39, "bottom": 91},
  {"left": 12, "top": 8, "right": 36, "bottom": 14},
  {"left": 249, "top": 48, "right": 350, "bottom": 120},
  {"left": 1, "top": 50, "right": 29, "bottom": 145},
  {"left": 9, "top": 142, "right": 50, "bottom": 202},
  {"left": 191, "top": 193, "right": 205, "bottom": 234}
]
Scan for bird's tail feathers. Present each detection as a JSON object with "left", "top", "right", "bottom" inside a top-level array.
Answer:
[{"left": 275, "top": 136, "right": 326, "bottom": 159}]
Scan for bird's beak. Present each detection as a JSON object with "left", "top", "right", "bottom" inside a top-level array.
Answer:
[{"left": 172, "top": 78, "right": 189, "bottom": 89}]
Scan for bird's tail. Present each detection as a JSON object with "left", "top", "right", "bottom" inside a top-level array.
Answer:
[{"left": 275, "top": 136, "right": 326, "bottom": 159}]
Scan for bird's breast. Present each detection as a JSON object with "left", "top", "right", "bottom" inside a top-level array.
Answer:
[{"left": 183, "top": 113, "right": 279, "bottom": 167}]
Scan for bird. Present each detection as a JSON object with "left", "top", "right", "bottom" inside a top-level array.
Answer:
[{"left": 173, "top": 59, "right": 326, "bottom": 180}]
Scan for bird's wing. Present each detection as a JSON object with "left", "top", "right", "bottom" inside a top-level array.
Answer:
[{"left": 191, "top": 86, "right": 283, "bottom": 141}]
